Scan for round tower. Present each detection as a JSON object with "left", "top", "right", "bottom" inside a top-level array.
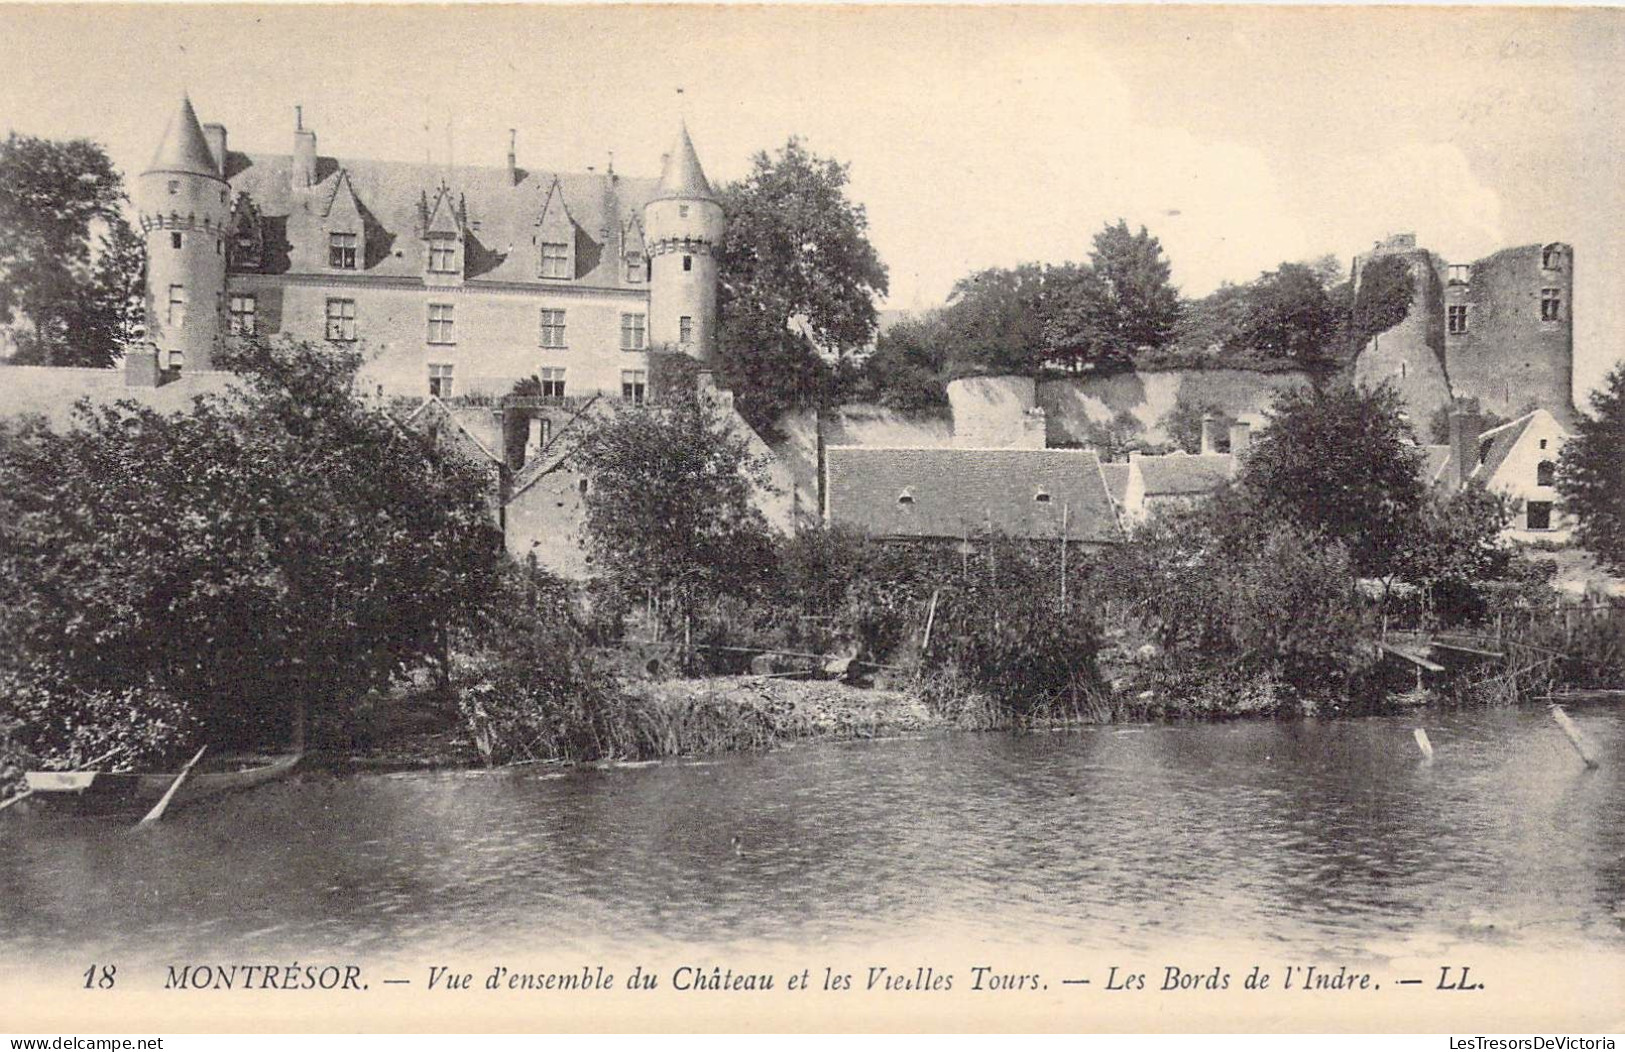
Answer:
[
  {"left": 139, "top": 94, "right": 229, "bottom": 373},
  {"left": 643, "top": 122, "right": 725, "bottom": 364}
]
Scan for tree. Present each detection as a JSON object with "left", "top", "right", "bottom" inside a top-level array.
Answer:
[
  {"left": 939, "top": 264, "right": 1053, "bottom": 378},
  {"left": 1046, "top": 220, "right": 1180, "bottom": 363},
  {"left": 1239, "top": 383, "right": 1424, "bottom": 577},
  {"left": 856, "top": 311, "right": 951, "bottom": 412},
  {"left": 1557, "top": 363, "right": 1625, "bottom": 573},
  {"left": 1236, "top": 262, "right": 1339, "bottom": 362},
  {"left": 1160, "top": 396, "right": 1234, "bottom": 454},
  {"left": 716, "top": 137, "right": 889, "bottom": 433},
  {"left": 0, "top": 134, "right": 145, "bottom": 368},
  {"left": 569, "top": 384, "right": 777, "bottom": 625},
  {"left": 0, "top": 338, "right": 503, "bottom": 759},
  {"left": 1351, "top": 254, "right": 1417, "bottom": 345}
]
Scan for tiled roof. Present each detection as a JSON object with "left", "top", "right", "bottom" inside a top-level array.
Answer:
[
  {"left": 1133, "top": 452, "right": 1235, "bottom": 497},
  {"left": 147, "top": 95, "right": 221, "bottom": 178},
  {"left": 1099, "top": 462, "right": 1131, "bottom": 505},
  {"left": 226, "top": 150, "right": 659, "bottom": 288},
  {"left": 1470, "top": 411, "right": 1538, "bottom": 484},
  {"left": 825, "top": 446, "right": 1122, "bottom": 544},
  {"left": 0, "top": 366, "right": 238, "bottom": 429}
]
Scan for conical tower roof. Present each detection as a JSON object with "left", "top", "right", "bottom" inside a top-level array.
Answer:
[
  {"left": 653, "top": 121, "right": 715, "bottom": 202},
  {"left": 145, "top": 94, "right": 220, "bottom": 178}
]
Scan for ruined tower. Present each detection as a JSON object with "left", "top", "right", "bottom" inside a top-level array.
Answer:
[
  {"left": 643, "top": 122, "right": 724, "bottom": 364},
  {"left": 138, "top": 94, "right": 230, "bottom": 374},
  {"left": 1351, "top": 233, "right": 1577, "bottom": 430}
]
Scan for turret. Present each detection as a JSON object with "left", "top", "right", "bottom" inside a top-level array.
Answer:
[
  {"left": 643, "top": 122, "right": 724, "bottom": 364},
  {"left": 138, "top": 93, "right": 229, "bottom": 373}
]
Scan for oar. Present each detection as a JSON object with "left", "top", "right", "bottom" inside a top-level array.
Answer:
[
  {"left": 135, "top": 745, "right": 208, "bottom": 828},
  {"left": 0, "top": 747, "right": 122, "bottom": 815}
]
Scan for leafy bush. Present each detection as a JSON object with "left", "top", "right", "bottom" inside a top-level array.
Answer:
[{"left": 1, "top": 667, "right": 199, "bottom": 775}]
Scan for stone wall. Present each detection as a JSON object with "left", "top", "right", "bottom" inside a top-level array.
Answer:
[{"left": 1036, "top": 368, "right": 1314, "bottom": 446}]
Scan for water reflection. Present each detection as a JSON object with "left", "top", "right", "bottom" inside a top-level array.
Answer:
[{"left": 2, "top": 705, "right": 1620, "bottom": 962}]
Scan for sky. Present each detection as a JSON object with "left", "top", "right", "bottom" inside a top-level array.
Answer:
[{"left": 1, "top": 4, "right": 1620, "bottom": 401}]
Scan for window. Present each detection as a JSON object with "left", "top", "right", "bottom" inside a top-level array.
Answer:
[
  {"left": 1543, "top": 245, "right": 1563, "bottom": 270},
  {"left": 897, "top": 489, "right": 915, "bottom": 506},
  {"left": 428, "top": 363, "right": 454, "bottom": 399},
  {"left": 1526, "top": 501, "right": 1553, "bottom": 531},
  {"left": 621, "top": 369, "right": 647, "bottom": 405},
  {"left": 539, "top": 309, "right": 567, "bottom": 348},
  {"left": 216, "top": 237, "right": 223, "bottom": 256},
  {"left": 1034, "top": 491, "right": 1052, "bottom": 504},
  {"left": 679, "top": 205, "right": 690, "bottom": 218},
  {"left": 1537, "top": 460, "right": 1556, "bottom": 487},
  {"left": 168, "top": 349, "right": 184, "bottom": 373},
  {"left": 679, "top": 316, "right": 693, "bottom": 345},
  {"left": 325, "top": 298, "right": 356, "bottom": 341},
  {"left": 620, "top": 313, "right": 646, "bottom": 351},
  {"left": 167, "top": 180, "right": 179, "bottom": 195},
  {"left": 539, "top": 241, "right": 570, "bottom": 279},
  {"left": 1447, "top": 264, "right": 1472, "bottom": 285},
  {"left": 625, "top": 255, "right": 645, "bottom": 283},
  {"left": 229, "top": 294, "right": 256, "bottom": 336},
  {"left": 1541, "top": 288, "right": 1562, "bottom": 321},
  {"left": 1448, "top": 305, "right": 1469, "bottom": 335},
  {"left": 682, "top": 255, "right": 693, "bottom": 272},
  {"left": 538, "top": 367, "right": 566, "bottom": 399},
  {"left": 170, "top": 232, "right": 183, "bottom": 250},
  {"left": 427, "top": 303, "right": 455, "bottom": 344},
  {"left": 428, "top": 238, "right": 458, "bottom": 274},
  {"left": 1540, "top": 439, "right": 1549, "bottom": 450},
  {"left": 329, "top": 232, "right": 358, "bottom": 270},
  {"left": 166, "top": 285, "right": 186, "bottom": 328}
]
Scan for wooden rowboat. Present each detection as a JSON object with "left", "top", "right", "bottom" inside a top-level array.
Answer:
[{"left": 22, "top": 753, "right": 302, "bottom": 816}]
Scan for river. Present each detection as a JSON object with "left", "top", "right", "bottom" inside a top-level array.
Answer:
[{"left": 3, "top": 705, "right": 1622, "bottom": 966}]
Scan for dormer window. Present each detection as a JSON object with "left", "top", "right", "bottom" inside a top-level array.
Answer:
[
  {"left": 1447, "top": 264, "right": 1472, "bottom": 285},
  {"left": 897, "top": 489, "right": 915, "bottom": 506},
  {"left": 329, "top": 232, "right": 358, "bottom": 270},
  {"left": 428, "top": 237, "right": 459, "bottom": 275},
  {"left": 1542, "top": 245, "right": 1563, "bottom": 270},
  {"left": 625, "top": 255, "right": 646, "bottom": 283},
  {"left": 539, "top": 241, "right": 570, "bottom": 279},
  {"left": 1034, "top": 491, "right": 1052, "bottom": 504}
]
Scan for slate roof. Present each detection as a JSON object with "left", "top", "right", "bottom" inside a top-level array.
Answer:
[
  {"left": 225, "top": 151, "right": 660, "bottom": 289},
  {"left": 825, "top": 446, "right": 1123, "bottom": 544},
  {"left": 0, "top": 366, "right": 239, "bottom": 429},
  {"left": 146, "top": 95, "right": 221, "bottom": 178},
  {"left": 653, "top": 122, "right": 715, "bottom": 202},
  {"left": 1133, "top": 452, "right": 1236, "bottom": 497}
]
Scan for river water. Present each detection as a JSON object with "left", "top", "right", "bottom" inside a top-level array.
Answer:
[{"left": 3, "top": 705, "right": 1622, "bottom": 966}]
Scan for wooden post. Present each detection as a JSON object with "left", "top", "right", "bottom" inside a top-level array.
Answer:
[
  {"left": 1551, "top": 706, "right": 1601, "bottom": 769},
  {"left": 920, "top": 589, "right": 941, "bottom": 659},
  {"left": 1059, "top": 502, "right": 1069, "bottom": 612}
]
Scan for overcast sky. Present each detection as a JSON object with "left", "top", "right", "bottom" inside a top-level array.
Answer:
[{"left": 2, "top": 4, "right": 1620, "bottom": 400}]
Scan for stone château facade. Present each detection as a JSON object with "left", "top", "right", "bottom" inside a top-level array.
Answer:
[{"left": 135, "top": 94, "right": 723, "bottom": 405}]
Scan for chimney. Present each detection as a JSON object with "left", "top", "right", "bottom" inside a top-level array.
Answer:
[
  {"left": 1448, "top": 405, "right": 1483, "bottom": 491},
  {"left": 506, "top": 129, "right": 517, "bottom": 186},
  {"left": 1200, "top": 414, "right": 1218, "bottom": 455},
  {"left": 124, "top": 344, "right": 161, "bottom": 388},
  {"left": 1228, "top": 421, "right": 1252, "bottom": 463},
  {"left": 292, "top": 106, "right": 317, "bottom": 190},
  {"left": 202, "top": 122, "right": 228, "bottom": 178}
]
